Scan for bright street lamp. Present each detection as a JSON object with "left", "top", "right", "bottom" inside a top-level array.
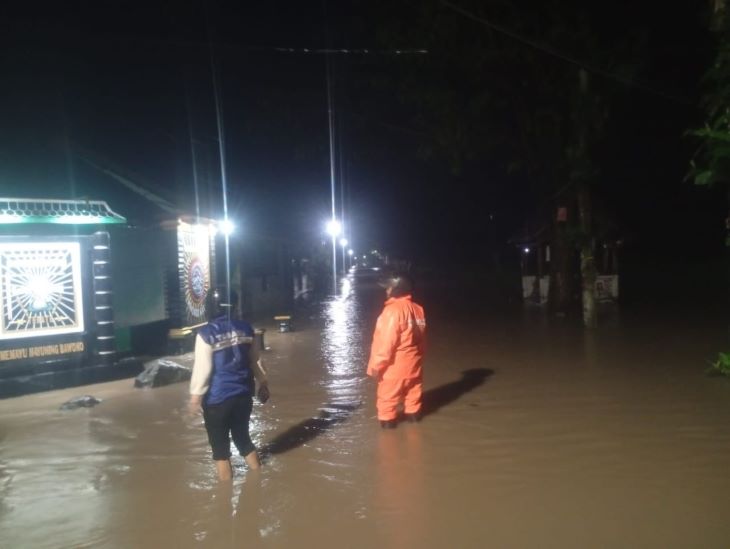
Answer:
[
  {"left": 348, "top": 249, "right": 354, "bottom": 256},
  {"left": 339, "top": 237, "right": 348, "bottom": 248},
  {"left": 219, "top": 218, "right": 235, "bottom": 236},
  {"left": 325, "top": 219, "right": 342, "bottom": 237}
]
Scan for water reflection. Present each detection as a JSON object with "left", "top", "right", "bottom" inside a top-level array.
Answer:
[
  {"left": 260, "top": 275, "right": 365, "bottom": 457},
  {"left": 0, "top": 408, "right": 114, "bottom": 548},
  {"left": 321, "top": 275, "right": 366, "bottom": 405},
  {"left": 375, "top": 425, "right": 426, "bottom": 549},
  {"left": 192, "top": 474, "right": 267, "bottom": 546},
  {"left": 5, "top": 279, "right": 730, "bottom": 548}
]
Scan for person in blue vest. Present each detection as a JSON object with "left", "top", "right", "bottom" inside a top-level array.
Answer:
[{"left": 189, "top": 288, "right": 270, "bottom": 480}]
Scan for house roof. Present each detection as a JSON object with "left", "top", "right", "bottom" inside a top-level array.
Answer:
[{"left": 0, "top": 197, "right": 127, "bottom": 225}]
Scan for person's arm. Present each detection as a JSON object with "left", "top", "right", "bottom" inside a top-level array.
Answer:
[
  {"left": 366, "top": 309, "right": 400, "bottom": 377},
  {"left": 249, "top": 338, "right": 270, "bottom": 402},
  {"left": 249, "top": 338, "right": 268, "bottom": 384},
  {"left": 189, "top": 334, "right": 213, "bottom": 410}
]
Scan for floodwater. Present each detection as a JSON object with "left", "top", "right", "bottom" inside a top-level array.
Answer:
[{"left": 1, "top": 276, "right": 730, "bottom": 548}]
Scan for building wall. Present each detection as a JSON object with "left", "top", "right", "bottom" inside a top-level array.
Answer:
[
  {"left": 239, "top": 274, "right": 290, "bottom": 320},
  {"left": 109, "top": 227, "right": 170, "bottom": 352},
  {"left": 233, "top": 237, "right": 294, "bottom": 322}
]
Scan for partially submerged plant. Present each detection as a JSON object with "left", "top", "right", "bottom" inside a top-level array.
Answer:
[{"left": 706, "top": 352, "right": 730, "bottom": 377}]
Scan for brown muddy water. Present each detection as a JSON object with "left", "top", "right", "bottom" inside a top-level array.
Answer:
[{"left": 1, "top": 277, "right": 730, "bottom": 548}]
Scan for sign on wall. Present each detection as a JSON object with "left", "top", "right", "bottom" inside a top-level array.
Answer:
[
  {"left": 0, "top": 242, "right": 84, "bottom": 340},
  {"left": 595, "top": 275, "right": 619, "bottom": 302},
  {"left": 522, "top": 275, "right": 550, "bottom": 305},
  {"left": 177, "top": 221, "right": 211, "bottom": 325},
  {"left": 521, "top": 274, "right": 620, "bottom": 305}
]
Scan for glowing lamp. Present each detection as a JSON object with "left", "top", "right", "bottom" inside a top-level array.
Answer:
[
  {"left": 325, "top": 219, "right": 342, "bottom": 237},
  {"left": 219, "top": 218, "right": 235, "bottom": 236}
]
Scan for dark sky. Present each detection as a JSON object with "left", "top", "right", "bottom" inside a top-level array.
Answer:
[{"left": 0, "top": 1, "right": 725, "bottom": 266}]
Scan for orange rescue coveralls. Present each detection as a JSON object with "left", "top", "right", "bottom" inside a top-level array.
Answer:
[{"left": 367, "top": 294, "right": 427, "bottom": 421}]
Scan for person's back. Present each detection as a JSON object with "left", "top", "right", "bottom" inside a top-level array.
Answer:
[
  {"left": 378, "top": 295, "right": 426, "bottom": 380},
  {"left": 366, "top": 274, "right": 427, "bottom": 428},
  {"left": 198, "top": 316, "right": 255, "bottom": 406},
  {"left": 189, "top": 288, "right": 269, "bottom": 480}
]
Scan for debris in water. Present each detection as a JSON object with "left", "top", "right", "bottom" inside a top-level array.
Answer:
[
  {"left": 134, "top": 359, "right": 192, "bottom": 388},
  {"left": 59, "top": 395, "right": 102, "bottom": 411}
]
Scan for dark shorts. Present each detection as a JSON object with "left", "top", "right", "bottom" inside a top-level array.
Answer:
[{"left": 202, "top": 394, "right": 256, "bottom": 461}]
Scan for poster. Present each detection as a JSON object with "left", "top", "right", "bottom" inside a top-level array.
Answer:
[
  {"left": 177, "top": 221, "right": 211, "bottom": 325},
  {"left": 522, "top": 275, "right": 549, "bottom": 304},
  {"left": 595, "top": 275, "right": 619, "bottom": 302},
  {"left": 0, "top": 242, "right": 84, "bottom": 340}
]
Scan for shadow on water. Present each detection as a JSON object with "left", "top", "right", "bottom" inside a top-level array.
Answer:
[
  {"left": 421, "top": 368, "right": 494, "bottom": 418},
  {"left": 260, "top": 403, "right": 360, "bottom": 457}
]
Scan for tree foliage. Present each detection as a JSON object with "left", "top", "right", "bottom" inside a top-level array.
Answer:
[{"left": 689, "top": 2, "right": 730, "bottom": 188}]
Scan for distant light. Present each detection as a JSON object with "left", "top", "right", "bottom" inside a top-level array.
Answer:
[
  {"left": 372, "top": 267, "right": 380, "bottom": 271},
  {"left": 325, "top": 219, "right": 342, "bottom": 237},
  {"left": 348, "top": 249, "right": 354, "bottom": 256},
  {"left": 339, "top": 237, "right": 348, "bottom": 247},
  {"left": 523, "top": 247, "right": 530, "bottom": 254},
  {"left": 219, "top": 218, "right": 235, "bottom": 236}
]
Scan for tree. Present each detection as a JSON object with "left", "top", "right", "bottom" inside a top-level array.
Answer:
[
  {"left": 367, "top": 0, "right": 638, "bottom": 326},
  {"left": 689, "top": 0, "right": 730, "bottom": 363},
  {"left": 689, "top": 0, "right": 730, "bottom": 251}
]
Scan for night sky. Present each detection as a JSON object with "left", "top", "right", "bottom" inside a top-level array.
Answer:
[{"left": 1, "top": 1, "right": 726, "bottom": 272}]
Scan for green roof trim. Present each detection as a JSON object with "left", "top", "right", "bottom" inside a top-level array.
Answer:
[{"left": 0, "top": 198, "right": 127, "bottom": 225}]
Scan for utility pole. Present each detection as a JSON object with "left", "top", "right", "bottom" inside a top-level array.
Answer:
[{"left": 576, "top": 69, "right": 598, "bottom": 329}]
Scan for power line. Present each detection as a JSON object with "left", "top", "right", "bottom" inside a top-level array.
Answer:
[
  {"left": 268, "top": 47, "right": 428, "bottom": 55},
  {"left": 7, "top": 23, "right": 429, "bottom": 57},
  {"left": 440, "top": 0, "right": 692, "bottom": 105}
]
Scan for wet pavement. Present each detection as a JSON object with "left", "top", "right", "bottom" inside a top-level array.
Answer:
[{"left": 1, "top": 276, "right": 730, "bottom": 548}]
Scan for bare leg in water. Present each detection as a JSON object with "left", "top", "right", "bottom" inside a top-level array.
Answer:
[{"left": 214, "top": 450, "right": 260, "bottom": 481}]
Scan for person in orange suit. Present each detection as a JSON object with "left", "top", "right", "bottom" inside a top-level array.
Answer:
[{"left": 367, "top": 273, "right": 427, "bottom": 428}]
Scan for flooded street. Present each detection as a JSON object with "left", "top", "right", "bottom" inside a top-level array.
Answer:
[{"left": 2, "top": 277, "right": 730, "bottom": 548}]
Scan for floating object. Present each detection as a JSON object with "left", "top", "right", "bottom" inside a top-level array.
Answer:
[
  {"left": 134, "top": 359, "right": 191, "bottom": 388},
  {"left": 274, "top": 315, "right": 293, "bottom": 333},
  {"left": 59, "top": 395, "right": 101, "bottom": 411}
]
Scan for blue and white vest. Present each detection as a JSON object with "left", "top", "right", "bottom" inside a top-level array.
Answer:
[{"left": 198, "top": 315, "right": 255, "bottom": 406}]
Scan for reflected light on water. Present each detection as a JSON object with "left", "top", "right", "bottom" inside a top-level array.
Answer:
[{"left": 321, "top": 275, "right": 365, "bottom": 403}]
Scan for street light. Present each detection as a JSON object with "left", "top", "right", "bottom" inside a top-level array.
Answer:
[
  {"left": 219, "top": 218, "right": 235, "bottom": 237},
  {"left": 339, "top": 237, "right": 348, "bottom": 248},
  {"left": 325, "top": 219, "right": 342, "bottom": 237}
]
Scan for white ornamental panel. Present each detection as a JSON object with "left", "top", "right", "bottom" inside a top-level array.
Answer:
[{"left": 0, "top": 242, "right": 84, "bottom": 340}]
